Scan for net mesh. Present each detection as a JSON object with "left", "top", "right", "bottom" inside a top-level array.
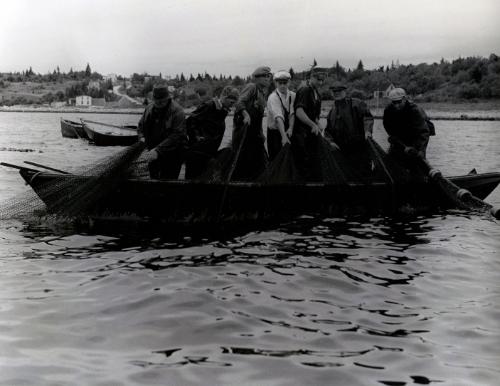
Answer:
[{"left": 0, "top": 142, "right": 145, "bottom": 220}]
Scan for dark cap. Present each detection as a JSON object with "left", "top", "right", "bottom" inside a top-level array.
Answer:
[
  {"left": 330, "top": 81, "right": 347, "bottom": 92},
  {"left": 221, "top": 86, "right": 239, "bottom": 101},
  {"left": 252, "top": 66, "right": 272, "bottom": 77},
  {"left": 153, "top": 84, "right": 169, "bottom": 100}
]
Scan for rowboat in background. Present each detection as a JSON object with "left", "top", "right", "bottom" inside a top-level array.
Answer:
[
  {"left": 80, "top": 119, "right": 138, "bottom": 146},
  {"left": 60, "top": 118, "right": 88, "bottom": 139}
]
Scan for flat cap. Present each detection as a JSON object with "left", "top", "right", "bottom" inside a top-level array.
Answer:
[
  {"left": 274, "top": 70, "right": 291, "bottom": 80},
  {"left": 330, "top": 81, "right": 347, "bottom": 91},
  {"left": 252, "top": 66, "right": 272, "bottom": 77},
  {"left": 221, "top": 86, "right": 239, "bottom": 100},
  {"left": 153, "top": 84, "right": 169, "bottom": 100},
  {"left": 388, "top": 88, "right": 406, "bottom": 101}
]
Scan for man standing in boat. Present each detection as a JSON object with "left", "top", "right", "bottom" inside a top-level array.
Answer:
[
  {"left": 325, "top": 81, "right": 374, "bottom": 176},
  {"left": 266, "top": 70, "right": 295, "bottom": 161},
  {"left": 383, "top": 88, "right": 431, "bottom": 159},
  {"left": 184, "top": 86, "right": 240, "bottom": 179},
  {"left": 292, "top": 65, "right": 327, "bottom": 180},
  {"left": 138, "top": 84, "right": 187, "bottom": 179},
  {"left": 231, "top": 66, "right": 271, "bottom": 180}
]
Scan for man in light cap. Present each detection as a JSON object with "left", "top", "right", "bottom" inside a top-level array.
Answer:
[
  {"left": 138, "top": 84, "right": 187, "bottom": 179},
  {"left": 185, "top": 86, "right": 239, "bottom": 179},
  {"left": 266, "top": 70, "right": 295, "bottom": 160},
  {"left": 292, "top": 65, "right": 327, "bottom": 179},
  {"left": 383, "top": 87, "right": 431, "bottom": 160},
  {"left": 324, "top": 81, "right": 374, "bottom": 175},
  {"left": 231, "top": 66, "right": 271, "bottom": 180}
]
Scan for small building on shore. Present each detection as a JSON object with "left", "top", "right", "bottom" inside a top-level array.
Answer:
[{"left": 75, "top": 95, "right": 91, "bottom": 107}]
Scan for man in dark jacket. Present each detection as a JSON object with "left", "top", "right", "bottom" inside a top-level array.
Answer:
[
  {"left": 185, "top": 86, "right": 239, "bottom": 179},
  {"left": 383, "top": 88, "right": 430, "bottom": 159},
  {"left": 231, "top": 66, "right": 271, "bottom": 181},
  {"left": 291, "top": 66, "right": 326, "bottom": 180},
  {"left": 325, "top": 82, "right": 374, "bottom": 176},
  {"left": 138, "top": 84, "right": 187, "bottom": 179}
]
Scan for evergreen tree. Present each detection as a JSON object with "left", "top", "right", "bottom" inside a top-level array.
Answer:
[
  {"left": 289, "top": 67, "right": 295, "bottom": 79},
  {"left": 356, "top": 60, "right": 364, "bottom": 71},
  {"left": 85, "top": 63, "right": 91, "bottom": 77}
]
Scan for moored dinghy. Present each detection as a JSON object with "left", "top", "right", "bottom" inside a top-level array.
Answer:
[
  {"left": 80, "top": 119, "right": 138, "bottom": 146},
  {"left": 60, "top": 118, "right": 88, "bottom": 139}
]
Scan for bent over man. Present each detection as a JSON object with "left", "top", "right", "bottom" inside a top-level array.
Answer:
[
  {"left": 185, "top": 86, "right": 239, "bottom": 179},
  {"left": 383, "top": 87, "right": 431, "bottom": 159},
  {"left": 138, "top": 84, "right": 187, "bottom": 179}
]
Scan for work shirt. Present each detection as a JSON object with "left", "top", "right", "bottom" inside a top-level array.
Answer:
[
  {"left": 325, "top": 97, "right": 374, "bottom": 150},
  {"left": 186, "top": 97, "right": 228, "bottom": 154},
  {"left": 267, "top": 89, "right": 296, "bottom": 130},
  {"left": 138, "top": 98, "right": 187, "bottom": 157},
  {"left": 383, "top": 101, "right": 430, "bottom": 153},
  {"left": 293, "top": 82, "right": 321, "bottom": 133}
]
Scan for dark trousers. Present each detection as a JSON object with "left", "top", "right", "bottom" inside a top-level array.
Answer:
[
  {"left": 185, "top": 150, "right": 212, "bottom": 179},
  {"left": 291, "top": 127, "right": 321, "bottom": 181},
  {"left": 267, "top": 129, "right": 283, "bottom": 161},
  {"left": 148, "top": 150, "right": 184, "bottom": 180}
]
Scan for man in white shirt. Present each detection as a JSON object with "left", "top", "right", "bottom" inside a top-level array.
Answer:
[{"left": 266, "top": 70, "right": 296, "bottom": 160}]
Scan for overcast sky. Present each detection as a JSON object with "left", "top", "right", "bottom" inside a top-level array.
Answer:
[{"left": 1, "top": 0, "right": 499, "bottom": 77}]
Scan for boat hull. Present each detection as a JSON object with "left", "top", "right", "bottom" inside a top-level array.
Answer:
[
  {"left": 81, "top": 120, "right": 138, "bottom": 146},
  {"left": 18, "top": 169, "right": 500, "bottom": 223},
  {"left": 60, "top": 119, "right": 87, "bottom": 139}
]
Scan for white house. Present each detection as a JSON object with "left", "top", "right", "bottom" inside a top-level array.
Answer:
[
  {"left": 103, "top": 74, "right": 117, "bottom": 83},
  {"left": 76, "top": 95, "right": 92, "bottom": 106}
]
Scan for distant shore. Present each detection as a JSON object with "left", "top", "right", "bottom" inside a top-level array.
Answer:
[{"left": 1, "top": 100, "right": 500, "bottom": 120}]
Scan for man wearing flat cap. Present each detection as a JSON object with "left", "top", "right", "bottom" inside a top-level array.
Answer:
[
  {"left": 325, "top": 81, "right": 374, "bottom": 175},
  {"left": 231, "top": 66, "right": 271, "bottom": 180},
  {"left": 138, "top": 84, "right": 187, "bottom": 179},
  {"left": 184, "top": 86, "right": 239, "bottom": 179},
  {"left": 266, "top": 70, "right": 295, "bottom": 160},
  {"left": 383, "top": 87, "right": 432, "bottom": 160},
  {"left": 292, "top": 65, "right": 327, "bottom": 179}
]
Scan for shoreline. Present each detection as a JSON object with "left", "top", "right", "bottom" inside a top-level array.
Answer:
[{"left": 1, "top": 104, "right": 500, "bottom": 121}]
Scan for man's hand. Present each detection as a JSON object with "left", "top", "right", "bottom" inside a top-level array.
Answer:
[
  {"left": 365, "top": 131, "right": 373, "bottom": 139},
  {"left": 285, "top": 128, "right": 293, "bottom": 138},
  {"left": 242, "top": 111, "right": 251, "bottom": 125},
  {"left": 281, "top": 134, "right": 291, "bottom": 146},
  {"left": 311, "top": 123, "right": 321, "bottom": 135}
]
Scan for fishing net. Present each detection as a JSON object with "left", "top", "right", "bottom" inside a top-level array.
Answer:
[{"left": 0, "top": 142, "right": 145, "bottom": 220}]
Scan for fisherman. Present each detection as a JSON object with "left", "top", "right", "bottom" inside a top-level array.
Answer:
[
  {"left": 266, "top": 70, "right": 295, "bottom": 161},
  {"left": 138, "top": 84, "right": 187, "bottom": 179},
  {"left": 231, "top": 66, "right": 271, "bottom": 180},
  {"left": 325, "top": 81, "right": 374, "bottom": 176},
  {"left": 383, "top": 87, "right": 431, "bottom": 159},
  {"left": 292, "top": 65, "right": 327, "bottom": 180},
  {"left": 184, "top": 86, "right": 239, "bottom": 179}
]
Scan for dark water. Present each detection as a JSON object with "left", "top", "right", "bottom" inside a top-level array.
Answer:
[{"left": 1, "top": 112, "right": 500, "bottom": 385}]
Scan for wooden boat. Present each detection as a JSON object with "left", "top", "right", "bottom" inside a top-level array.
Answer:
[
  {"left": 11, "top": 165, "right": 500, "bottom": 224},
  {"left": 81, "top": 119, "right": 138, "bottom": 146},
  {"left": 60, "top": 118, "right": 88, "bottom": 139}
]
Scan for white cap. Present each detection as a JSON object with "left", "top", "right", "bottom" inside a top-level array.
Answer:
[
  {"left": 274, "top": 70, "right": 291, "bottom": 80},
  {"left": 388, "top": 88, "right": 406, "bottom": 101}
]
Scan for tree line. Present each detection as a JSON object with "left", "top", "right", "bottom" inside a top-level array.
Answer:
[{"left": 1, "top": 54, "right": 499, "bottom": 106}]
